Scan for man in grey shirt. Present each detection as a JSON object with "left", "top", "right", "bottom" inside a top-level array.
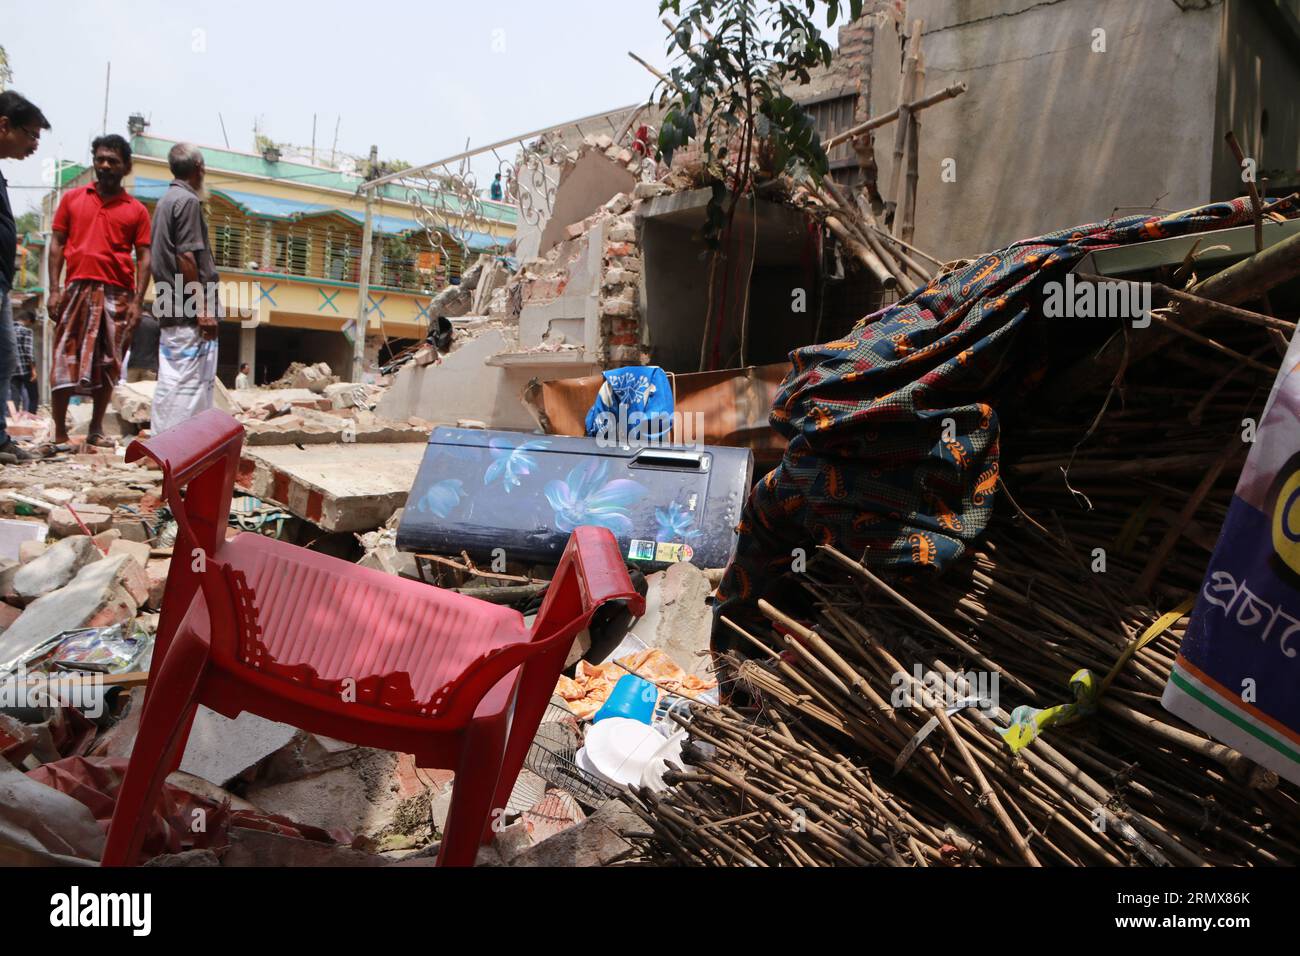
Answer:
[{"left": 149, "top": 142, "right": 220, "bottom": 433}]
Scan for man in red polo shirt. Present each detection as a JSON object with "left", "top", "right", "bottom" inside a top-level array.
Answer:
[{"left": 47, "top": 134, "right": 151, "bottom": 448}]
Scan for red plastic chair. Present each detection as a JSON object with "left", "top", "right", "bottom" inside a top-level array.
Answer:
[{"left": 102, "top": 410, "right": 643, "bottom": 866}]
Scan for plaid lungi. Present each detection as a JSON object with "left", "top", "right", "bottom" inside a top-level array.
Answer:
[{"left": 52, "top": 280, "right": 131, "bottom": 394}]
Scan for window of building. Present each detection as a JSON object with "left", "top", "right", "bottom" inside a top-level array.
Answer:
[
  {"left": 273, "top": 230, "right": 310, "bottom": 276},
  {"left": 803, "top": 92, "right": 863, "bottom": 186},
  {"left": 213, "top": 222, "right": 245, "bottom": 270}
]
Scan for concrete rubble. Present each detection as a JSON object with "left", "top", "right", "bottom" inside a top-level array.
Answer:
[
  {"left": 376, "top": 134, "right": 680, "bottom": 431},
  {"left": 0, "top": 555, "right": 141, "bottom": 671},
  {"left": 237, "top": 441, "right": 426, "bottom": 533},
  {"left": 270, "top": 361, "right": 341, "bottom": 394},
  {"left": 0, "top": 350, "right": 719, "bottom": 867},
  {"left": 616, "top": 563, "right": 714, "bottom": 680},
  {"left": 0, "top": 129, "right": 735, "bottom": 868},
  {"left": 0, "top": 28, "right": 979, "bottom": 871},
  {"left": 5, "top": 0, "right": 1300, "bottom": 887},
  {"left": 12, "top": 536, "right": 100, "bottom": 604}
]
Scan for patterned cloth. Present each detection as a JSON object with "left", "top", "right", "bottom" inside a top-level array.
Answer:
[
  {"left": 51, "top": 280, "right": 131, "bottom": 394},
  {"left": 585, "top": 366, "right": 675, "bottom": 441},
  {"left": 714, "top": 196, "right": 1288, "bottom": 651},
  {"left": 13, "top": 320, "right": 34, "bottom": 378}
]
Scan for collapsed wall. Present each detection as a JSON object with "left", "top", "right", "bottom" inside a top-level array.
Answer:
[{"left": 376, "top": 137, "right": 662, "bottom": 429}]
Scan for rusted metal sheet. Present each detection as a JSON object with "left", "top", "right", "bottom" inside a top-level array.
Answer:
[{"left": 526, "top": 363, "right": 789, "bottom": 465}]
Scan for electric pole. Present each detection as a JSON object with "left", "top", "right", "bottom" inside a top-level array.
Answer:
[{"left": 353, "top": 145, "right": 378, "bottom": 383}]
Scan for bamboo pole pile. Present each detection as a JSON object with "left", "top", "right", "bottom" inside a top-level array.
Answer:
[
  {"left": 797, "top": 178, "right": 943, "bottom": 296},
  {"left": 625, "top": 260, "right": 1300, "bottom": 867}
]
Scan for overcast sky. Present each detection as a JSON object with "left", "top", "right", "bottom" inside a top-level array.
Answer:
[{"left": 2, "top": 0, "right": 701, "bottom": 214}]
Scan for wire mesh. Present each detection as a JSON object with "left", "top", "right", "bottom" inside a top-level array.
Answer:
[{"left": 521, "top": 702, "right": 622, "bottom": 808}]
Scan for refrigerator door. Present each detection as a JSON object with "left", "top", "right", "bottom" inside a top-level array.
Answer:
[{"left": 396, "top": 428, "right": 753, "bottom": 570}]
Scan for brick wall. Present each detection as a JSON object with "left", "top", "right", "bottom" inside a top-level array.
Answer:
[
  {"left": 599, "top": 198, "right": 645, "bottom": 366},
  {"left": 796, "top": 7, "right": 882, "bottom": 107}
]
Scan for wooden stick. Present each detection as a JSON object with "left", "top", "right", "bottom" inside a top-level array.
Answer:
[
  {"left": 867, "top": 221, "right": 945, "bottom": 269},
  {"left": 900, "top": 49, "right": 925, "bottom": 245},
  {"left": 818, "top": 544, "right": 1036, "bottom": 697},
  {"left": 1146, "top": 311, "right": 1277, "bottom": 373},
  {"left": 758, "top": 599, "right": 898, "bottom": 720},
  {"left": 819, "top": 179, "right": 915, "bottom": 290},
  {"left": 18, "top": 670, "right": 149, "bottom": 688},
  {"left": 1135, "top": 438, "right": 1242, "bottom": 594},
  {"left": 866, "top": 639, "right": 1042, "bottom": 865},
  {"left": 1224, "top": 131, "right": 1264, "bottom": 253},
  {"left": 627, "top": 51, "right": 684, "bottom": 93},
  {"left": 1190, "top": 228, "right": 1300, "bottom": 307},
  {"left": 886, "top": 20, "right": 924, "bottom": 229},
  {"left": 824, "top": 82, "right": 967, "bottom": 150},
  {"left": 1073, "top": 271, "right": 1296, "bottom": 334},
  {"left": 824, "top": 215, "right": 898, "bottom": 289},
  {"left": 412, "top": 551, "right": 541, "bottom": 585},
  {"left": 1045, "top": 233, "right": 1300, "bottom": 405}
]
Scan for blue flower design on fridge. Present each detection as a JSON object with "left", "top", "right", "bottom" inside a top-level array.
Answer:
[
  {"left": 544, "top": 459, "right": 647, "bottom": 535},
  {"left": 483, "top": 437, "right": 550, "bottom": 493}
]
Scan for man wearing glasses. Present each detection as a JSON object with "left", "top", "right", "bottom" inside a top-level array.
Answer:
[{"left": 0, "top": 91, "right": 50, "bottom": 462}]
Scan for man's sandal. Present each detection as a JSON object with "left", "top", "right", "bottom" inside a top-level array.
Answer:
[{"left": 0, "top": 440, "right": 38, "bottom": 463}]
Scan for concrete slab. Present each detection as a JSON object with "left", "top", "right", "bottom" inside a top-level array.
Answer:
[
  {"left": 539, "top": 150, "right": 637, "bottom": 256},
  {"left": 221, "top": 828, "right": 385, "bottom": 867},
  {"left": 242, "top": 409, "right": 429, "bottom": 447},
  {"left": 639, "top": 187, "right": 812, "bottom": 259},
  {"left": 0, "top": 555, "right": 137, "bottom": 673},
  {"left": 113, "top": 377, "right": 237, "bottom": 423},
  {"left": 178, "top": 707, "right": 299, "bottom": 787},
  {"left": 238, "top": 442, "right": 425, "bottom": 532},
  {"left": 0, "top": 760, "right": 107, "bottom": 863},
  {"left": 243, "top": 748, "right": 403, "bottom": 839},
  {"left": 232, "top": 387, "right": 327, "bottom": 409},
  {"left": 377, "top": 329, "right": 550, "bottom": 431},
  {"left": 506, "top": 799, "right": 639, "bottom": 867},
  {"left": 11, "top": 536, "right": 95, "bottom": 604},
  {"left": 622, "top": 563, "right": 713, "bottom": 679}
]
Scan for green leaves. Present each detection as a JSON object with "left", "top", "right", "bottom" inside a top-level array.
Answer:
[
  {"left": 823, "top": 0, "right": 863, "bottom": 27},
  {"left": 658, "top": 108, "right": 697, "bottom": 167},
  {"left": 761, "top": 93, "right": 828, "bottom": 179},
  {"left": 653, "top": 0, "right": 846, "bottom": 242}
]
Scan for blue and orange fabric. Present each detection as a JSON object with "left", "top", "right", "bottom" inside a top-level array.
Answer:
[{"left": 714, "top": 196, "right": 1290, "bottom": 650}]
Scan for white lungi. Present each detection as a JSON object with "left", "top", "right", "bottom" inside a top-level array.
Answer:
[{"left": 151, "top": 325, "right": 219, "bottom": 434}]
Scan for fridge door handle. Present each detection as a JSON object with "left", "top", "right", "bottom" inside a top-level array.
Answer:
[{"left": 631, "top": 449, "right": 710, "bottom": 472}]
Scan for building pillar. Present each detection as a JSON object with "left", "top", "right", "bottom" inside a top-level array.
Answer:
[{"left": 240, "top": 325, "right": 257, "bottom": 383}]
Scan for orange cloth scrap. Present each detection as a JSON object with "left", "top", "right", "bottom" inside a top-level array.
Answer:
[{"left": 555, "top": 648, "right": 716, "bottom": 720}]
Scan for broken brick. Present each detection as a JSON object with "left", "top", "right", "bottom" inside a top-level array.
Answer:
[{"left": 47, "top": 504, "right": 114, "bottom": 538}]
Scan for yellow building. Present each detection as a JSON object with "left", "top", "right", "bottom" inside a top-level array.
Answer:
[{"left": 50, "top": 134, "right": 515, "bottom": 386}]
